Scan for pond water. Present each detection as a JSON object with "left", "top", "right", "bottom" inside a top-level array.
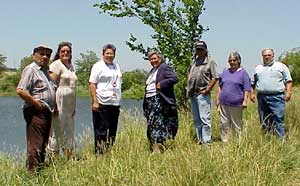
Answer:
[{"left": 0, "top": 96, "right": 143, "bottom": 154}]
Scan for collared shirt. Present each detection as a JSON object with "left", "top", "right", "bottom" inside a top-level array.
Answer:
[
  {"left": 89, "top": 59, "right": 122, "bottom": 106},
  {"left": 253, "top": 61, "right": 292, "bottom": 94},
  {"left": 186, "top": 57, "right": 218, "bottom": 96},
  {"left": 17, "top": 62, "right": 56, "bottom": 112}
]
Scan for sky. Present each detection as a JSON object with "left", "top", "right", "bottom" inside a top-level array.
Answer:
[{"left": 1, "top": 0, "right": 300, "bottom": 74}]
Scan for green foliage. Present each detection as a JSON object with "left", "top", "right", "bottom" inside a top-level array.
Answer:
[
  {"left": 122, "top": 69, "right": 147, "bottom": 99},
  {"left": 19, "top": 56, "right": 33, "bottom": 72},
  {"left": 122, "top": 69, "right": 147, "bottom": 91},
  {"left": 0, "top": 72, "right": 19, "bottom": 95},
  {"left": 0, "top": 54, "right": 7, "bottom": 75},
  {"left": 14, "top": 56, "right": 33, "bottom": 86},
  {"left": 0, "top": 55, "right": 33, "bottom": 95},
  {"left": 279, "top": 51, "right": 300, "bottom": 84},
  {"left": 2, "top": 96, "right": 300, "bottom": 185},
  {"left": 122, "top": 83, "right": 145, "bottom": 99},
  {"left": 75, "top": 51, "right": 99, "bottom": 88},
  {"left": 94, "top": 0, "right": 207, "bottom": 106},
  {"left": 0, "top": 54, "right": 6, "bottom": 66}
]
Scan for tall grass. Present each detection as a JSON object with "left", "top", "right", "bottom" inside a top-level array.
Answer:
[{"left": 1, "top": 96, "right": 300, "bottom": 186}]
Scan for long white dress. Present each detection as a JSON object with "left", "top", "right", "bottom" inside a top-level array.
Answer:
[{"left": 47, "top": 59, "right": 77, "bottom": 152}]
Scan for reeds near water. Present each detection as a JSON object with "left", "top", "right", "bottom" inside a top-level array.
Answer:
[{"left": 1, "top": 94, "right": 300, "bottom": 186}]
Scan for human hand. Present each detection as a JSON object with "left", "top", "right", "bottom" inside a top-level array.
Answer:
[
  {"left": 156, "top": 82, "right": 161, "bottom": 89},
  {"left": 242, "top": 101, "right": 248, "bottom": 109},
  {"left": 92, "top": 102, "right": 99, "bottom": 112},
  {"left": 200, "top": 88, "right": 209, "bottom": 95},
  {"left": 34, "top": 100, "right": 44, "bottom": 111},
  {"left": 217, "top": 105, "right": 221, "bottom": 112},
  {"left": 215, "top": 99, "right": 220, "bottom": 107},
  {"left": 250, "top": 94, "right": 256, "bottom": 103},
  {"left": 285, "top": 92, "right": 291, "bottom": 102}
]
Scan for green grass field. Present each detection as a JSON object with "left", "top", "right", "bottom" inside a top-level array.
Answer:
[{"left": 1, "top": 93, "right": 300, "bottom": 186}]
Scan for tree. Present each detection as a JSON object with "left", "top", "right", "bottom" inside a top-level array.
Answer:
[
  {"left": 0, "top": 55, "right": 32, "bottom": 93},
  {"left": 122, "top": 69, "right": 148, "bottom": 99},
  {"left": 122, "top": 69, "right": 148, "bottom": 91},
  {"left": 75, "top": 51, "right": 99, "bottom": 88},
  {"left": 279, "top": 49, "right": 300, "bottom": 84},
  {"left": 19, "top": 56, "right": 33, "bottom": 72},
  {"left": 9, "top": 56, "right": 34, "bottom": 86},
  {"left": 94, "top": 0, "right": 207, "bottom": 106},
  {"left": 0, "top": 54, "right": 6, "bottom": 66},
  {"left": 0, "top": 54, "right": 7, "bottom": 74}
]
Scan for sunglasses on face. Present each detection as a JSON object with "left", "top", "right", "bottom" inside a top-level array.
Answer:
[{"left": 60, "top": 50, "right": 70, "bottom": 54}]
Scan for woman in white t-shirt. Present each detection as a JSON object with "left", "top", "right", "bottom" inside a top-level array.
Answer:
[
  {"left": 47, "top": 41, "right": 77, "bottom": 159},
  {"left": 89, "top": 44, "right": 122, "bottom": 155}
]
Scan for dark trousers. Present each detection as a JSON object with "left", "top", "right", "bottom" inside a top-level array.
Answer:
[
  {"left": 92, "top": 104, "right": 120, "bottom": 154},
  {"left": 23, "top": 106, "right": 51, "bottom": 171}
]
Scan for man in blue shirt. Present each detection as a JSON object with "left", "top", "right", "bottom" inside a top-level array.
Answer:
[{"left": 250, "top": 48, "right": 292, "bottom": 139}]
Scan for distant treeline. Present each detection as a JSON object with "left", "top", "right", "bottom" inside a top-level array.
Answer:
[
  {"left": 1, "top": 48, "right": 300, "bottom": 98},
  {"left": 0, "top": 51, "right": 147, "bottom": 99}
]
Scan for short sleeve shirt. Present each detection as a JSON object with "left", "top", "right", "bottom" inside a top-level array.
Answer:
[
  {"left": 219, "top": 68, "right": 251, "bottom": 107},
  {"left": 187, "top": 57, "right": 218, "bottom": 94},
  {"left": 89, "top": 60, "right": 122, "bottom": 106},
  {"left": 253, "top": 61, "right": 292, "bottom": 94},
  {"left": 17, "top": 62, "right": 56, "bottom": 111}
]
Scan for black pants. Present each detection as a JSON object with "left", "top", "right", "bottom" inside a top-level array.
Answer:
[
  {"left": 23, "top": 106, "right": 51, "bottom": 171},
  {"left": 92, "top": 104, "right": 120, "bottom": 154}
]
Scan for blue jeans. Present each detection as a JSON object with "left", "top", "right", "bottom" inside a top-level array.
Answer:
[
  {"left": 257, "top": 93, "right": 285, "bottom": 139},
  {"left": 190, "top": 93, "right": 211, "bottom": 143}
]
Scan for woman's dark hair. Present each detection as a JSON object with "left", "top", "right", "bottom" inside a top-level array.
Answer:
[
  {"left": 53, "top": 41, "right": 72, "bottom": 63},
  {"left": 102, "top": 44, "right": 116, "bottom": 55}
]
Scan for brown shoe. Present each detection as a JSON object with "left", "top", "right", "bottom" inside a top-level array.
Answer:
[{"left": 151, "top": 143, "right": 165, "bottom": 154}]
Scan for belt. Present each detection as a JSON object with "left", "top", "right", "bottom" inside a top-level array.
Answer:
[{"left": 258, "top": 92, "right": 284, "bottom": 95}]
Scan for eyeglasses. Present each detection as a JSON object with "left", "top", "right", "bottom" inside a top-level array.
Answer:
[
  {"left": 60, "top": 50, "right": 70, "bottom": 53},
  {"left": 39, "top": 52, "right": 51, "bottom": 58},
  {"left": 196, "top": 48, "right": 206, "bottom": 51},
  {"left": 228, "top": 59, "right": 237, "bottom": 62},
  {"left": 263, "top": 54, "right": 272, "bottom": 57}
]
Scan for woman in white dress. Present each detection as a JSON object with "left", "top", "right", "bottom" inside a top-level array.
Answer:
[{"left": 47, "top": 41, "right": 77, "bottom": 159}]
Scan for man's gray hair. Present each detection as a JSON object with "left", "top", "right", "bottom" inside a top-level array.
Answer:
[{"left": 261, "top": 48, "right": 274, "bottom": 56}]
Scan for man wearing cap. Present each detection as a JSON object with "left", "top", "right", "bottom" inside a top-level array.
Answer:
[
  {"left": 186, "top": 41, "right": 218, "bottom": 145},
  {"left": 250, "top": 48, "right": 292, "bottom": 140},
  {"left": 16, "top": 45, "right": 56, "bottom": 172}
]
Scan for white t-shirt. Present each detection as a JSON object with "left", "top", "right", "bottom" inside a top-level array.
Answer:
[
  {"left": 89, "top": 60, "right": 122, "bottom": 106},
  {"left": 145, "top": 68, "right": 158, "bottom": 98}
]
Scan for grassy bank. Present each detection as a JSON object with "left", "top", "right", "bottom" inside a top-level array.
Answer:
[{"left": 1, "top": 95, "right": 300, "bottom": 186}]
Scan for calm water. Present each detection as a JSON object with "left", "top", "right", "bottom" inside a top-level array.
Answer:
[{"left": 0, "top": 96, "right": 143, "bottom": 154}]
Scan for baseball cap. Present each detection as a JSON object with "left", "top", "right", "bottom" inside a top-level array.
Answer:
[{"left": 195, "top": 41, "right": 207, "bottom": 50}]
